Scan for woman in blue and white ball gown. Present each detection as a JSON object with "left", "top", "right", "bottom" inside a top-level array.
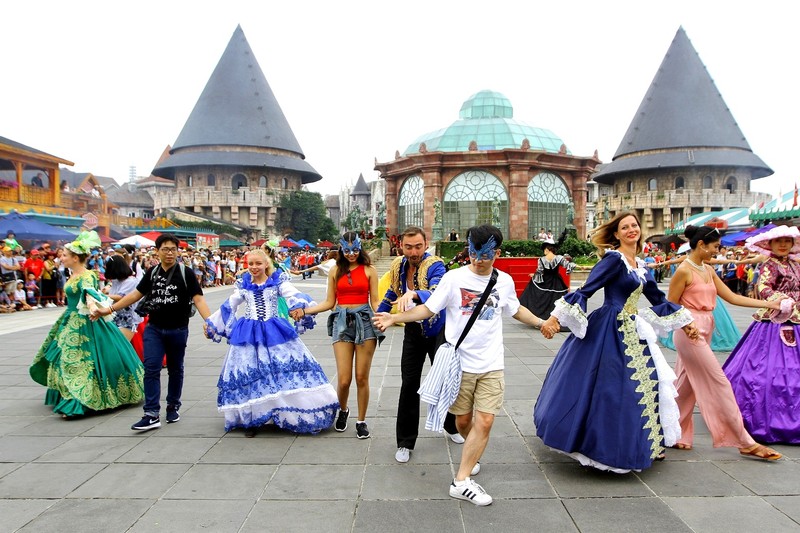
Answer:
[{"left": 206, "top": 249, "right": 338, "bottom": 436}]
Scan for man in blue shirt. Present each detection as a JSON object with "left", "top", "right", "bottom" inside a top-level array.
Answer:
[{"left": 377, "top": 226, "right": 463, "bottom": 464}]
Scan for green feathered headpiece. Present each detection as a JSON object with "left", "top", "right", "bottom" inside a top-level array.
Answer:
[{"left": 65, "top": 230, "right": 101, "bottom": 255}]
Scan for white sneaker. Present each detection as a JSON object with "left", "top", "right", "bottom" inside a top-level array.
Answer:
[
  {"left": 471, "top": 462, "right": 481, "bottom": 476},
  {"left": 36, "top": 304, "right": 43, "bottom": 309},
  {"left": 395, "top": 447, "right": 410, "bottom": 463},
  {"left": 449, "top": 478, "right": 492, "bottom": 506},
  {"left": 446, "top": 431, "right": 465, "bottom": 444},
  {"left": 46, "top": 303, "right": 57, "bottom": 308}
]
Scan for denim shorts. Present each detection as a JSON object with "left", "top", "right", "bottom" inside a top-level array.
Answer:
[{"left": 327, "top": 308, "right": 379, "bottom": 345}]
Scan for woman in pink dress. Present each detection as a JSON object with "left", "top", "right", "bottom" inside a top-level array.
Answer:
[{"left": 668, "top": 225, "right": 783, "bottom": 460}]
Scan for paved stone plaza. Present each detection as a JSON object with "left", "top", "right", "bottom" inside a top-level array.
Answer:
[{"left": 0, "top": 277, "right": 798, "bottom": 532}]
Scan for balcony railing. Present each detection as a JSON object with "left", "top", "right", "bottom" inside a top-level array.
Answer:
[
  {"left": 601, "top": 189, "right": 767, "bottom": 211},
  {"left": 153, "top": 187, "right": 286, "bottom": 210}
]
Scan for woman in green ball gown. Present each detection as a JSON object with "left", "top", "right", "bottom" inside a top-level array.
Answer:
[{"left": 29, "top": 231, "right": 144, "bottom": 417}]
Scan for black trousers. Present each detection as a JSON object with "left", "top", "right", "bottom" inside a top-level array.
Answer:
[{"left": 397, "top": 322, "right": 457, "bottom": 449}]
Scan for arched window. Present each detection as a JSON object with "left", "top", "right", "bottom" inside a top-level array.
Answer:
[
  {"left": 398, "top": 175, "right": 424, "bottom": 228},
  {"left": 282, "top": 177, "right": 289, "bottom": 189},
  {"left": 527, "top": 171, "right": 570, "bottom": 238},
  {"left": 207, "top": 174, "right": 216, "bottom": 187},
  {"left": 702, "top": 175, "right": 713, "bottom": 189},
  {"left": 627, "top": 181, "right": 634, "bottom": 193},
  {"left": 725, "top": 176, "right": 737, "bottom": 193},
  {"left": 259, "top": 175, "right": 267, "bottom": 188},
  {"left": 232, "top": 173, "right": 248, "bottom": 191},
  {"left": 187, "top": 175, "right": 193, "bottom": 187},
  {"left": 675, "top": 176, "right": 685, "bottom": 189},
  {"left": 647, "top": 178, "right": 657, "bottom": 191},
  {"left": 443, "top": 170, "right": 508, "bottom": 237}
]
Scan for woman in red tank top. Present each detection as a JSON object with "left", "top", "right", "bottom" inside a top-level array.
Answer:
[{"left": 294, "top": 232, "right": 382, "bottom": 439}]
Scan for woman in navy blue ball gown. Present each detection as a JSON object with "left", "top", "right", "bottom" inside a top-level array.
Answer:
[{"left": 534, "top": 212, "right": 698, "bottom": 473}]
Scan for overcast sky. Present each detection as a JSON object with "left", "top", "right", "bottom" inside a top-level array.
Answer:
[{"left": 2, "top": 1, "right": 796, "bottom": 199}]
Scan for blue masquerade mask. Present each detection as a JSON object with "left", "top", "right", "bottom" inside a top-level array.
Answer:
[
  {"left": 340, "top": 236, "right": 361, "bottom": 255},
  {"left": 468, "top": 235, "right": 497, "bottom": 261}
]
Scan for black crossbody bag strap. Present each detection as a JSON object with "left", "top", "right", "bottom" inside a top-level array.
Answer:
[{"left": 454, "top": 268, "right": 498, "bottom": 351}]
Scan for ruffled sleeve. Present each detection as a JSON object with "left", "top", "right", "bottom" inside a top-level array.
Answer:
[
  {"left": 551, "top": 252, "right": 620, "bottom": 338},
  {"left": 76, "top": 274, "right": 116, "bottom": 322},
  {"left": 207, "top": 281, "right": 246, "bottom": 338},
  {"left": 277, "top": 271, "right": 317, "bottom": 334},
  {"left": 637, "top": 270, "right": 693, "bottom": 337},
  {"left": 556, "top": 255, "right": 577, "bottom": 274}
]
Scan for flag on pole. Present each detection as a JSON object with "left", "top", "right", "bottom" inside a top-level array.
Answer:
[{"left": 794, "top": 182, "right": 798, "bottom": 207}]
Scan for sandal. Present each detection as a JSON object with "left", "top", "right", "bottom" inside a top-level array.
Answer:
[
  {"left": 739, "top": 444, "right": 781, "bottom": 461},
  {"left": 671, "top": 443, "right": 692, "bottom": 450}
]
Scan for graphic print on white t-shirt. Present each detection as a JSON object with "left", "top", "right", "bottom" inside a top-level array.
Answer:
[{"left": 458, "top": 287, "right": 499, "bottom": 320}]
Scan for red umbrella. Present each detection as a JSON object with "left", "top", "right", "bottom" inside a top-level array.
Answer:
[
  {"left": 140, "top": 231, "right": 188, "bottom": 248},
  {"left": 279, "top": 239, "right": 299, "bottom": 248},
  {"left": 251, "top": 239, "right": 266, "bottom": 247},
  {"left": 318, "top": 240, "right": 335, "bottom": 247}
]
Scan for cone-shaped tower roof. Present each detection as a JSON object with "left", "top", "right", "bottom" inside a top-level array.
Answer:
[
  {"left": 593, "top": 27, "right": 771, "bottom": 183},
  {"left": 351, "top": 173, "right": 370, "bottom": 196},
  {"left": 153, "top": 25, "right": 321, "bottom": 183}
]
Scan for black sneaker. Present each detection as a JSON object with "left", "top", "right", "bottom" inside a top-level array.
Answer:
[
  {"left": 356, "top": 421, "right": 370, "bottom": 439},
  {"left": 334, "top": 408, "right": 349, "bottom": 432},
  {"left": 166, "top": 408, "right": 180, "bottom": 424},
  {"left": 131, "top": 415, "right": 161, "bottom": 431}
]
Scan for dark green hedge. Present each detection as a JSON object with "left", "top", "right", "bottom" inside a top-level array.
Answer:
[{"left": 437, "top": 237, "right": 598, "bottom": 264}]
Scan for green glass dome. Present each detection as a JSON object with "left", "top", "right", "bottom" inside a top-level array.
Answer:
[{"left": 404, "top": 90, "right": 568, "bottom": 155}]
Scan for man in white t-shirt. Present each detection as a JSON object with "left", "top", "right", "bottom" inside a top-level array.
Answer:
[{"left": 373, "top": 224, "right": 544, "bottom": 507}]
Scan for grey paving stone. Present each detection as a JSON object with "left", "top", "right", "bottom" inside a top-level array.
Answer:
[
  {"left": 262, "top": 465, "right": 364, "bottom": 500},
  {"left": 282, "top": 434, "right": 369, "bottom": 464},
  {"left": 7, "top": 411, "right": 119, "bottom": 436},
  {"left": 19, "top": 498, "right": 153, "bottom": 532},
  {"left": 0, "top": 461, "right": 22, "bottom": 478},
  {"left": 242, "top": 500, "right": 356, "bottom": 532},
  {"left": 463, "top": 499, "right": 579, "bottom": 532},
  {"left": 664, "top": 496, "right": 800, "bottom": 533},
  {"left": 540, "top": 462, "right": 652, "bottom": 498},
  {"left": 0, "top": 385, "right": 45, "bottom": 400},
  {"left": 472, "top": 462, "right": 556, "bottom": 499},
  {"left": 564, "top": 497, "right": 693, "bottom": 532},
  {"left": 714, "top": 458, "right": 800, "bottom": 495},
  {"left": 362, "top": 463, "right": 454, "bottom": 500},
  {"left": 0, "top": 399, "right": 54, "bottom": 416},
  {"left": 0, "top": 415, "right": 43, "bottom": 436},
  {"left": 354, "top": 500, "right": 462, "bottom": 532},
  {"left": 128, "top": 499, "right": 253, "bottom": 533},
  {"left": 526, "top": 436, "right": 576, "bottom": 463},
  {"left": 477, "top": 435, "right": 536, "bottom": 465},
  {"left": 35, "top": 436, "right": 141, "bottom": 463},
  {"left": 68, "top": 463, "right": 191, "bottom": 499},
  {"left": 181, "top": 399, "right": 220, "bottom": 418},
  {"left": 0, "top": 499, "right": 57, "bottom": 531},
  {"left": 116, "top": 436, "right": 218, "bottom": 463},
  {"left": 0, "top": 462, "right": 106, "bottom": 498},
  {"left": 199, "top": 434, "right": 294, "bottom": 464},
  {"left": 367, "top": 436, "right": 452, "bottom": 466},
  {"left": 148, "top": 415, "right": 227, "bottom": 438},
  {"left": 636, "top": 461, "right": 754, "bottom": 497},
  {"left": 0, "top": 435, "right": 71, "bottom": 462},
  {"left": 165, "top": 463, "right": 274, "bottom": 500},
  {"left": 764, "top": 496, "right": 800, "bottom": 524}
]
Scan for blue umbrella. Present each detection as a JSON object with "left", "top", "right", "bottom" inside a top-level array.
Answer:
[{"left": 0, "top": 212, "right": 76, "bottom": 242}]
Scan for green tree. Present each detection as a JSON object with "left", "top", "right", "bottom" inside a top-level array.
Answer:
[
  {"left": 342, "top": 204, "right": 369, "bottom": 233},
  {"left": 276, "top": 190, "right": 337, "bottom": 243}
]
